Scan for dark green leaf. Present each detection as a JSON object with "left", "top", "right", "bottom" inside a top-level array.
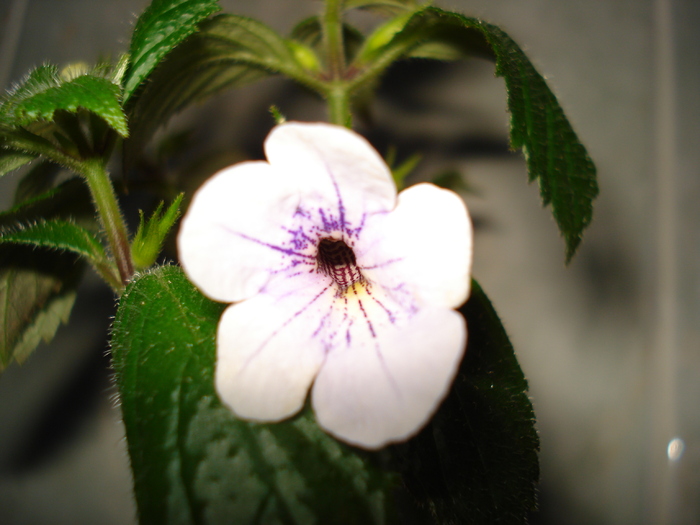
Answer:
[
  {"left": 354, "top": 7, "right": 598, "bottom": 260},
  {"left": 123, "top": 0, "right": 222, "bottom": 101},
  {"left": 392, "top": 280, "right": 539, "bottom": 524},
  {"left": 0, "top": 178, "right": 95, "bottom": 372},
  {"left": 12, "top": 160, "right": 61, "bottom": 205},
  {"left": 0, "top": 127, "right": 67, "bottom": 168},
  {"left": 0, "top": 149, "right": 35, "bottom": 178},
  {"left": 0, "top": 220, "right": 109, "bottom": 267},
  {"left": 290, "top": 17, "right": 365, "bottom": 64},
  {"left": 0, "top": 177, "right": 95, "bottom": 228},
  {"left": 0, "top": 247, "right": 84, "bottom": 371},
  {"left": 10, "top": 74, "right": 128, "bottom": 137},
  {"left": 125, "top": 14, "right": 305, "bottom": 167},
  {"left": 199, "top": 15, "right": 306, "bottom": 75},
  {"left": 345, "top": 0, "right": 418, "bottom": 16},
  {"left": 112, "top": 265, "right": 396, "bottom": 524}
]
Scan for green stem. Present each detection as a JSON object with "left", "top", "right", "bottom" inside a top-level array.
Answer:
[
  {"left": 322, "top": 0, "right": 352, "bottom": 127},
  {"left": 323, "top": 0, "right": 346, "bottom": 80},
  {"left": 327, "top": 83, "right": 352, "bottom": 127},
  {"left": 82, "top": 159, "right": 134, "bottom": 289}
]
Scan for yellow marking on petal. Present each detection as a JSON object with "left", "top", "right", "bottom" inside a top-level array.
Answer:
[{"left": 343, "top": 281, "right": 370, "bottom": 299}]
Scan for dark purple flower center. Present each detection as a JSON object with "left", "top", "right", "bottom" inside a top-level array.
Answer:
[{"left": 316, "top": 238, "right": 363, "bottom": 289}]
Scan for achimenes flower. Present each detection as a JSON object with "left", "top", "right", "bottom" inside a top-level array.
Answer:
[{"left": 178, "top": 122, "right": 472, "bottom": 449}]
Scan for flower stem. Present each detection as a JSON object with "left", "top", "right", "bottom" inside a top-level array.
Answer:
[
  {"left": 82, "top": 158, "right": 134, "bottom": 289},
  {"left": 322, "top": 0, "right": 353, "bottom": 127},
  {"left": 327, "top": 83, "right": 352, "bottom": 127},
  {"left": 323, "top": 0, "right": 346, "bottom": 80}
]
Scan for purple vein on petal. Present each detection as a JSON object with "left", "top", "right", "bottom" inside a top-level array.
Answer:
[
  {"left": 352, "top": 288, "right": 376, "bottom": 339},
  {"left": 320, "top": 157, "right": 347, "bottom": 233},
  {"left": 219, "top": 225, "right": 315, "bottom": 260},
  {"left": 366, "top": 289, "right": 397, "bottom": 324},
  {"left": 312, "top": 309, "right": 332, "bottom": 338},
  {"left": 360, "top": 257, "right": 403, "bottom": 270},
  {"left": 241, "top": 283, "right": 334, "bottom": 371},
  {"left": 351, "top": 288, "right": 401, "bottom": 396}
]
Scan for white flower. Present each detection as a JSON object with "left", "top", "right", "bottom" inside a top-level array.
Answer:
[{"left": 178, "top": 122, "right": 472, "bottom": 449}]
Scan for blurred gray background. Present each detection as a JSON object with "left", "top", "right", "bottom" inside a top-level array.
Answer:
[{"left": 1, "top": 0, "right": 698, "bottom": 523}]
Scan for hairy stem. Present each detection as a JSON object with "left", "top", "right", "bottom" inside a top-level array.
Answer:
[
  {"left": 82, "top": 159, "right": 133, "bottom": 289},
  {"left": 323, "top": 0, "right": 346, "bottom": 80},
  {"left": 322, "top": 0, "right": 352, "bottom": 127},
  {"left": 327, "top": 83, "right": 352, "bottom": 127}
]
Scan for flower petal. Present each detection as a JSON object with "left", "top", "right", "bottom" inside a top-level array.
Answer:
[
  {"left": 312, "top": 306, "right": 466, "bottom": 449},
  {"left": 359, "top": 183, "right": 472, "bottom": 309},
  {"left": 264, "top": 122, "right": 396, "bottom": 234},
  {"left": 215, "top": 272, "right": 332, "bottom": 421},
  {"left": 178, "top": 161, "right": 301, "bottom": 303}
]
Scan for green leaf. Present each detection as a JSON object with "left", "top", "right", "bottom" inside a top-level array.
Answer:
[
  {"left": 10, "top": 74, "right": 129, "bottom": 137},
  {"left": 0, "top": 64, "right": 61, "bottom": 125},
  {"left": 0, "top": 178, "right": 96, "bottom": 372},
  {"left": 187, "top": 15, "right": 313, "bottom": 85},
  {"left": 290, "top": 17, "right": 365, "bottom": 64},
  {"left": 112, "top": 265, "right": 396, "bottom": 524},
  {"left": 0, "top": 219, "right": 111, "bottom": 270},
  {"left": 392, "top": 280, "right": 539, "bottom": 523},
  {"left": 12, "top": 160, "right": 61, "bottom": 205},
  {"left": 345, "top": 0, "right": 418, "bottom": 16},
  {"left": 0, "top": 246, "right": 84, "bottom": 371},
  {"left": 0, "top": 177, "right": 95, "bottom": 228},
  {"left": 0, "top": 149, "right": 35, "bottom": 178},
  {"left": 123, "top": 0, "right": 222, "bottom": 102},
  {"left": 384, "top": 146, "right": 421, "bottom": 190},
  {"left": 354, "top": 7, "right": 598, "bottom": 260},
  {"left": 125, "top": 14, "right": 307, "bottom": 166},
  {"left": 131, "top": 193, "right": 184, "bottom": 269}
]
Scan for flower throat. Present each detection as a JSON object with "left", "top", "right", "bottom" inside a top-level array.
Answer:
[{"left": 316, "top": 238, "right": 363, "bottom": 289}]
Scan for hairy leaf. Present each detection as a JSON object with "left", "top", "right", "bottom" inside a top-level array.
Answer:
[
  {"left": 392, "top": 280, "right": 540, "bottom": 523},
  {"left": 4, "top": 71, "right": 128, "bottom": 137},
  {"left": 0, "top": 220, "right": 109, "bottom": 267},
  {"left": 123, "top": 0, "right": 222, "bottom": 101},
  {"left": 112, "top": 265, "right": 396, "bottom": 524},
  {"left": 131, "top": 194, "right": 184, "bottom": 269},
  {"left": 0, "top": 65, "right": 61, "bottom": 125},
  {"left": 0, "top": 149, "right": 35, "bottom": 178},
  {"left": 355, "top": 7, "right": 598, "bottom": 260}
]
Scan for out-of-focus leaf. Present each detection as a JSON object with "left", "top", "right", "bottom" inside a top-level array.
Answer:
[
  {"left": 0, "top": 178, "right": 95, "bottom": 372},
  {"left": 354, "top": 6, "right": 598, "bottom": 260},
  {"left": 0, "top": 246, "right": 84, "bottom": 371},
  {"left": 0, "top": 149, "right": 35, "bottom": 178},
  {"left": 384, "top": 145, "right": 421, "bottom": 191},
  {"left": 345, "top": 0, "right": 418, "bottom": 16},
  {"left": 12, "top": 160, "right": 61, "bottom": 205},
  {"left": 111, "top": 265, "right": 396, "bottom": 525},
  {"left": 125, "top": 14, "right": 308, "bottom": 167},
  {"left": 392, "top": 279, "right": 539, "bottom": 524},
  {"left": 290, "top": 17, "right": 365, "bottom": 64},
  {"left": 123, "top": 0, "right": 222, "bottom": 102},
  {"left": 0, "top": 177, "right": 95, "bottom": 228}
]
